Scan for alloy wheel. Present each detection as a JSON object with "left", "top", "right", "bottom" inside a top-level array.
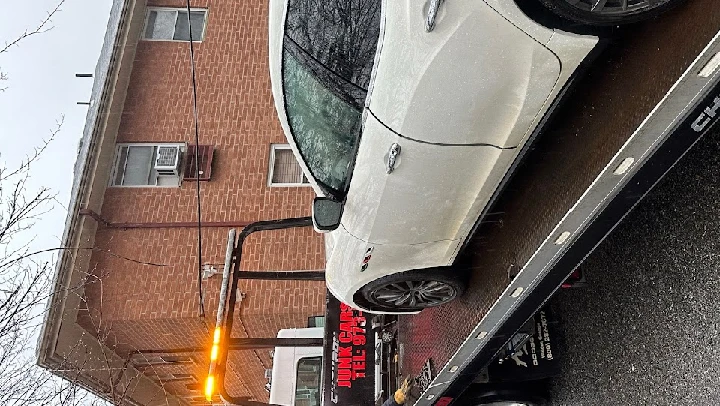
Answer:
[
  {"left": 369, "top": 280, "right": 457, "bottom": 308},
  {"left": 562, "top": 0, "right": 672, "bottom": 16}
]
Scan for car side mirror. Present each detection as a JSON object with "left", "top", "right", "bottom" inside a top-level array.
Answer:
[{"left": 312, "top": 197, "right": 343, "bottom": 232}]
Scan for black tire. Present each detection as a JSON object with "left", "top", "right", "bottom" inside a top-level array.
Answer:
[
  {"left": 358, "top": 267, "right": 466, "bottom": 312},
  {"left": 460, "top": 382, "right": 550, "bottom": 406},
  {"left": 537, "top": 0, "right": 685, "bottom": 26},
  {"left": 467, "top": 389, "right": 547, "bottom": 406}
]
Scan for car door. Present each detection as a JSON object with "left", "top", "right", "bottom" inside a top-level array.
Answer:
[
  {"left": 342, "top": 113, "right": 517, "bottom": 248},
  {"left": 341, "top": 0, "right": 561, "bottom": 248}
]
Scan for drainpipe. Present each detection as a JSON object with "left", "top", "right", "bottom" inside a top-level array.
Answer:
[{"left": 79, "top": 208, "right": 251, "bottom": 229}]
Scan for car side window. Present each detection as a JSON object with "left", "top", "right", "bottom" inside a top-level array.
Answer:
[
  {"left": 282, "top": 0, "right": 382, "bottom": 198},
  {"left": 284, "top": 0, "right": 382, "bottom": 91},
  {"left": 282, "top": 51, "right": 362, "bottom": 194}
]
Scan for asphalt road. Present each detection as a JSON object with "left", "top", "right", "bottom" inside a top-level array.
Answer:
[{"left": 549, "top": 122, "right": 720, "bottom": 404}]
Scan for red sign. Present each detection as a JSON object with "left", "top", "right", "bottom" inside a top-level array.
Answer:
[
  {"left": 337, "top": 302, "right": 367, "bottom": 387},
  {"left": 323, "top": 292, "right": 375, "bottom": 406},
  {"left": 435, "top": 397, "right": 453, "bottom": 406}
]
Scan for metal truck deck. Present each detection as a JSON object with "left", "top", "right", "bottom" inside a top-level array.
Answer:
[{"left": 398, "top": 2, "right": 720, "bottom": 405}]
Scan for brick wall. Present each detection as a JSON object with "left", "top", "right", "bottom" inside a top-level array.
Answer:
[{"left": 81, "top": 0, "right": 326, "bottom": 403}]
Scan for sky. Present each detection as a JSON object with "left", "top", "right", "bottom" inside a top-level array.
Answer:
[
  {"left": 0, "top": 0, "right": 113, "bottom": 402},
  {"left": 0, "top": 0, "right": 113, "bottom": 251}
]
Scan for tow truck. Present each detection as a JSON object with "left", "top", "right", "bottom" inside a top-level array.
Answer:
[{"left": 203, "top": 6, "right": 720, "bottom": 406}]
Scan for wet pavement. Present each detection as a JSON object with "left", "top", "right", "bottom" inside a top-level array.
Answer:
[
  {"left": 549, "top": 123, "right": 720, "bottom": 404},
  {"left": 399, "top": 0, "right": 720, "bottom": 385}
]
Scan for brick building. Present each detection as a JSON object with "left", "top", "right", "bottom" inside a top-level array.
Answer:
[{"left": 37, "top": 0, "right": 326, "bottom": 404}]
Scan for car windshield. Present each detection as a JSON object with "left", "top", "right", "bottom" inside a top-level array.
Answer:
[{"left": 282, "top": 49, "right": 362, "bottom": 196}]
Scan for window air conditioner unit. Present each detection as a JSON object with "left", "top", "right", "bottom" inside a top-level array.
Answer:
[{"left": 155, "top": 146, "right": 181, "bottom": 176}]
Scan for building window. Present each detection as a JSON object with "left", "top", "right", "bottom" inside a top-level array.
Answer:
[
  {"left": 149, "top": 372, "right": 198, "bottom": 383},
  {"left": 171, "top": 373, "right": 196, "bottom": 381},
  {"left": 131, "top": 354, "right": 196, "bottom": 367},
  {"left": 186, "top": 396, "right": 211, "bottom": 405},
  {"left": 110, "top": 143, "right": 185, "bottom": 187},
  {"left": 307, "top": 316, "right": 325, "bottom": 328},
  {"left": 144, "top": 8, "right": 207, "bottom": 41},
  {"left": 269, "top": 144, "right": 310, "bottom": 186},
  {"left": 159, "top": 355, "right": 195, "bottom": 364}
]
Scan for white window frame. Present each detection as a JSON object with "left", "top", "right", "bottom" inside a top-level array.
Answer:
[
  {"left": 130, "top": 354, "right": 196, "bottom": 366},
  {"left": 142, "top": 7, "right": 208, "bottom": 42},
  {"left": 109, "top": 143, "right": 186, "bottom": 188},
  {"left": 268, "top": 144, "right": 311, "bottom": 187}
]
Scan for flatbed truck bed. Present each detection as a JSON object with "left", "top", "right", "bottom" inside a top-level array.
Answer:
[
  {"left": 398, "top": 2, "right": 720, "bottom": 404},
  {"left": 207, "top": 2, "right": 720, "bottom": 405}
]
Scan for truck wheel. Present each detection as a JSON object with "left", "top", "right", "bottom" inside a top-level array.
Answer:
[
  {"left": 359, "top": 268, "right": 466, "bottom": 312},
  {"left": 537, "top": 0, "right": 684, "bottom": 26}
]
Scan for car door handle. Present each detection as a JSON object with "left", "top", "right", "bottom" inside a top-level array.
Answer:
[
  {"left": 425, "top": 0, "right": 445, "bottom": 32},
  {"left": 386, "top": 143, "right": 402, "bottom": 174}
]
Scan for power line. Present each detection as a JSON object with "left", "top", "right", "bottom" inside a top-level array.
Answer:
[{"left": 185, "top": 1, "right": 205, "bottom": 318}]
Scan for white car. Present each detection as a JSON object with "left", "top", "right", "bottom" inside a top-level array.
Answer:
[{"left": 268, "top": 0, "right": 681, "bottom": 313}]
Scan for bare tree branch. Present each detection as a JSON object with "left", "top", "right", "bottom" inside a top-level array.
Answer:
[
  {"left": 0, "top": 116, "right": 63, "bottom": 182},
  {"left": 0, "top": 0, "right": 66, "bottom": 55},
  {"left": 0, "top": 0, "right": 66, "bottom": 91},
  {"left": 0, "top": 2, "right": 126, "bottom": 404}
]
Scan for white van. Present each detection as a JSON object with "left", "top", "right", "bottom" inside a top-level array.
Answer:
[
  {"left": 268, "top": 328, "right": 324, "bottom": 406},
  {"left": 268, "top": 327, "right": 383, "bottom": 406}
]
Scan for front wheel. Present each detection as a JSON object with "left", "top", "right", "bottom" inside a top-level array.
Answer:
[
  {"left": 538, "top": 0, "right": 685, "bottom": 26},
  {"left": 359, "top": 267, "right": 466, "bottom": 312}
]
